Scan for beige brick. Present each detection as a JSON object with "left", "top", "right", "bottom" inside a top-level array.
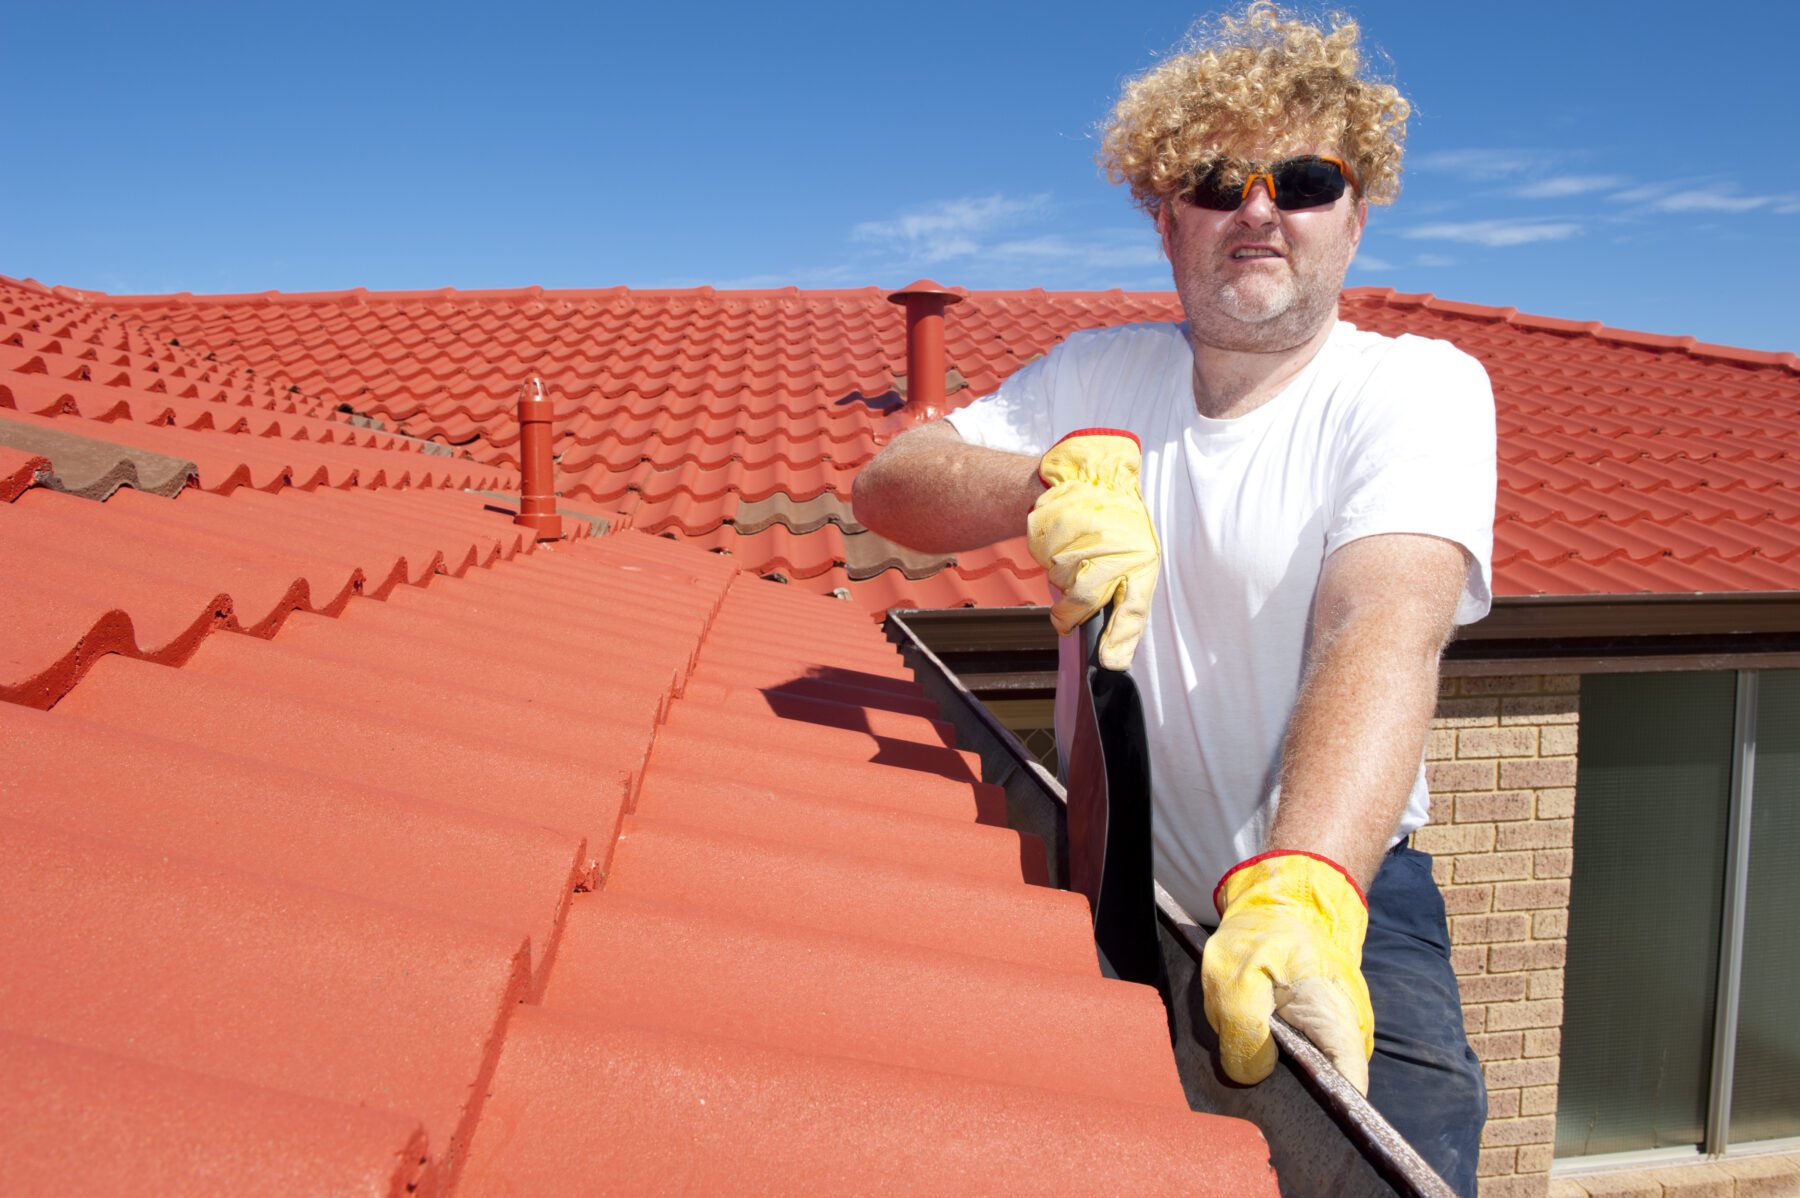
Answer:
[
  {"left": 1458, "top": 791, "right": 1536, "bottom": 823},
  {"left": 1537, "top": 788, "right": 1577, "bottom": 819},
  {"left": 1516, "top": 1144, "right": 1556, "bottom": 1173},
  {"left": 1520, "top": 1084, "right": 1558, "bottom": 1115},
  {"left": 1480, "top": 1145, "right": 1520, "bottom": 1176},
  {"left": 1455, "top": 913, "right": 1532, "bottom": 943},
  {"left": 1539, "top": 725, "right": 1580, "bottom": 756},
  {"left": 1460, "top": 972, "right": 1529, "bottom": 1003},
  {"left": 1433, "top": 759, "right": 1502, "bottom": 793},
  {"left": 1719, "top": 1153, "right": 1800, "bottom": 1197},
  {"left": 1446, "top": 883, "right": 1496, "bottom": 915},
  {"left": 1542, "top": 674, "right": 1581, "bottom": 694},
  {"left": 1485, "top": 1177, "right": 1552, "bottom": 1198},
  {"left": 1453, "top": 944, "right": 1488, "bottom": 975},
  {"left": 1489, "top": 1087, "right": 1522, "bottom": 1119},
  {"left": 1533, "top": 910, "right": 1570, "bottom": 939},
  {"left": 1575, "top": 1170, "right": 1663, "bottom": 1197},
  {"left": 1471, "top": 1031, "right": 1524, "bottom": 1061},
  {"left": 1524, "top": 1028, "right": 1562, "bottom": 1058},
  {"left": 1499, "top": 819, "right": 1576, "bottom": 851},
  {"left": 1548, "top": 1180, "right": 1591, "bottom": 1198},
  {"left": 1463, "top": 675, "right": 1547, "bottom": 696},
  {"left": 1527, "top": 969, "right": 1566, "bottom": 999},
  {"left": 1535, "top": 849, "right": 1574, "bottom": 879},
  {"left": 1429, "top": 794, "right": 1456, "bottom": 825},
  {"left": 1487, "top": 999, "right": 1564, "bottom": 1031},
  {"left": 1418, "top": 822, "right": 1498, "bottom": 855},
  {"left": 1501, "top": 759, "right": 1579, "bottom": 789},
  {"left": 1461, "top": 726, "right": 1542, "bottom": 758},
  {"left": 1483, "top": 1115, "right": 1557, "bottom": 1147},
  {"left": 1457, "top": 852, "right": 1536, "bottom": 883},
  {"left": 1428, "top": 727, "right": 1459, "bottom": 761},
  {"left": 1490, "top": 941, "right": 1568, "bottom": 972},
  {"left": 1465, "top": 1005, "right": 1488, "bottom": 1034},
  {"left": 1485, "top": 1056, "right": 1559, "bottom": 1087},
  {"left": 1644, "top": 1164, "right": 1734, "bottom": 1198},
  {"left": 1433, "top": 855, "right": 1454, "bottom": 886},
  {"left": 1495, "top": 880, "right": 1573, "bottom": 911},
  {"left": 1501, "top": 695, "right": 1579, "bottom": 725},
  {"left": 1438, "top": 696, "right": 1503, "bottom": 727}
]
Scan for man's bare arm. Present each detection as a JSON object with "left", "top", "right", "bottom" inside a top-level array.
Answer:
[
  {"left": 1269, "top": 533, "right": 1469, "bottom": 891},
  {"left": 851, "top": 420, "right": 1043, "bottom": 553}
]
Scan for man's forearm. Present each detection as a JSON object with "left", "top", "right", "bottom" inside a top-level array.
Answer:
[
  {"left": 1268, "top": 534, "right": 1466, "bottom": 891},
  {"left": 851, "top": 421, "right": 1043, "bottom": 553},
  {"left": 1268, "top": 609, "right": 1446, "bottom": 890}
]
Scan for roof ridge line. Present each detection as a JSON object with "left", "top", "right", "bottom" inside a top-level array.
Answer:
[{"left": 1344, "top": 286, "right": 1799, "bottom": 374}]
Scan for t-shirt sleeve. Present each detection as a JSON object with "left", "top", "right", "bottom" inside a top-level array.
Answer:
[
  {"left": 1325, "top": 339, "right": 1498, "bottom": 624},
  {"left": 943, "top": 350, "right": 1059, "bottom": 457}
]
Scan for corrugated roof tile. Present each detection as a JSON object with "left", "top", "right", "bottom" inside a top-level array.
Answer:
[
  {"left": 30, "top": 274, "right": 1791, "bottom": 607},
  {"left": 1, "top": 354, "right": 1257, "bottom": 1189}
]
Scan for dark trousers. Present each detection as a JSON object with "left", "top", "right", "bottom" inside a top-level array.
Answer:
[{"left": 1364, "top": 845, "right": 1488, "bottom": 1197}]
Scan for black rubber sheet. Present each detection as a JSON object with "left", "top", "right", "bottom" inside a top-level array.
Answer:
[{"left": 1064, "top": 608, "right": 1167, "bottom": 994}]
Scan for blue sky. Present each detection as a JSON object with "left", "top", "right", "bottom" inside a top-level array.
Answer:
[{"left": 5, "top": 1, "right": 1797, "bottom": 353}]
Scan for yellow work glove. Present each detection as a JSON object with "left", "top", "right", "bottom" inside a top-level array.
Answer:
[
  {"left": 1027, "top": 429, "right": 1161, "bottom": 672},
  {"left": 1202, "top": 850, "right": 1376, "bottom": 1094}
]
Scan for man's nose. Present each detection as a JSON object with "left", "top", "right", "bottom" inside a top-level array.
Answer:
[{"left": 1235, "top": 181, "right": 1280, "bottom": 224}]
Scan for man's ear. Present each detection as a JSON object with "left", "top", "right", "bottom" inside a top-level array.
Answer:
[{"left": 1155, "top": 203, "right": 1176, "bottom": 260}]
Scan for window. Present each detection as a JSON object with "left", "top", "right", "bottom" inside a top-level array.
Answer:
[{"left": 1557, "top": 668, "right": 1800, "bottom": 1162}]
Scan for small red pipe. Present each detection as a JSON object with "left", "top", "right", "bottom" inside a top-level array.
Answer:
[
  {"left": 514, "top": 375, "right": 563, "bottom": 541},
  {"left": 886, "top": 280, "right": 964, "bottom": 425}
]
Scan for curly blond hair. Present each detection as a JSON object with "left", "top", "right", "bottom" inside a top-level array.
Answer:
[{"left": 1099, "top": 2, "right": 1410, "bottom": 212}]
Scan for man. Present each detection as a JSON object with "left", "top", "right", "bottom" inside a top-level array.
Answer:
[{"left": 852, "top": 3, "right": 1495, "bottom": 1193}]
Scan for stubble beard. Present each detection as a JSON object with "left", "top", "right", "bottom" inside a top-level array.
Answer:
[{"left": 1177, "top": 252, "right": 1345, "bottom": 354}]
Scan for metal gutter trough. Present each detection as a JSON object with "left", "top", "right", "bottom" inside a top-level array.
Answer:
[{"left": 887, "top": 609, "right": 1458, "bottom": 1198}]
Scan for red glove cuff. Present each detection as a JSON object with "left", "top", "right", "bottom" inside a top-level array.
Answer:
[
  {"left": 1037, "top": 427, "right": 1141, "bottom": 487},
  {"left": 1212, "top": 849, "right": 1369, "bottom": 917}
]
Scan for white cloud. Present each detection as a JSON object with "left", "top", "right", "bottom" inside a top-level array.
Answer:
[
  {"left": 1402, "top": 219, "right": 1583, "bottom": 247},
  {"left": 1610, "top": 181, "right": 1677, "bottom": 203},
  {"left": 1413, "top": 253, "right": 1457, "bottom": 267},
  {"left": 1607, "top": 178, "right": 1800, "bottom": 216},
  {"left": 1648, "top": 187, "right": 1779, "bottom": 214},
  {"left": 1410, "top": 149, "right": 1550, "bottom": 179},
  {"left": 986, "top": 234, "right": 1164, "bottom": 270},
  {"left": 1511, "top": 175, "right": 1629, "bottom": 199},
  {"left": 1349, "top": 254, "right": 1395, "bottom": 272},
  {"left": 852, "top": 194, "right": 1051, "bottom": 263}
]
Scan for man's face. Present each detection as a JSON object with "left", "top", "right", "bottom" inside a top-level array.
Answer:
[{"left": 1156, "top": 142, "right": 1368, "bottom": 354}]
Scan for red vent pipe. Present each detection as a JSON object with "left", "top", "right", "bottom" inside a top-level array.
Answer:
[
  {"left": 886, "top": 279, "right": 964, "bottom": 424},
  {"left": 514, "top": 375, "right": 563, "bottom": 541}
]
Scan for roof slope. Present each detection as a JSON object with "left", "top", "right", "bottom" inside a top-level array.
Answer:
[
  {"left": 0, "top": 274, "right": 1276, "bottom": 1192},
  {"left": 24, "top": 275, "right": 1798, "bottom": 611}
]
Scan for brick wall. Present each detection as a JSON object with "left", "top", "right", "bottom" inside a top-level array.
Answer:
[
  {"left": 1548, "top": 1152, "right": 1800, "bottom": 1197},
  {"left": 1420, "top": 672, "right": 1581, "bottom": 1198}
]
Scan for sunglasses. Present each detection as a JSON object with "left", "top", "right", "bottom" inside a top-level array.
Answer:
[{"left": 1181, "top": 154, "right": 1359, "bottom": 212}]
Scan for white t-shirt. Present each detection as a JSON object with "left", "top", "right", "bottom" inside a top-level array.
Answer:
[{"left": 946, "top": 319, "right": 1497, "bottom": 923}]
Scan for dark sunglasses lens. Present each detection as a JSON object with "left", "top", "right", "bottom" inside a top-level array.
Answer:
[
  {"left": 1273, "top": 159, "right": 1348, "bottom": 209},
  {"left": 1184, "top": 167, "right": 1243, "bottom": 211}
]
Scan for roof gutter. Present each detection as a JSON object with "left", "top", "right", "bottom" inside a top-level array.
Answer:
[
  {"left": 894, "top": 593, "right": 1800, "bottom": 686},
  {"left": 885, "top": 609, "right": 1456, "bottom": 1198}
]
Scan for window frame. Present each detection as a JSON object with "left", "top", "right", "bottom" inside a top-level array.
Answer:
[{"left": 1555, "top": 666, "right": 1796, "bottom": 1174}]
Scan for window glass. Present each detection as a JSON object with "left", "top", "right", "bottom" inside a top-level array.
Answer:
[
  {"left": 1555, "top": 671, "right": 1735, "bottom": 1158},
  {"left": 1731, "top": 669, "right": 1800, "bottom": 1143}
]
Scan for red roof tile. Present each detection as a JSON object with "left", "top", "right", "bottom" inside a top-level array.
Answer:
[
  {"left": 0, "top": 357, "right": 1269, "bottom": 1190},
  {"left": 17, "top": 275, "right": 1792, "bottom": 612},
  {"left": 2, "top": 1032, "right": 430, "bottom": 1196}
]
